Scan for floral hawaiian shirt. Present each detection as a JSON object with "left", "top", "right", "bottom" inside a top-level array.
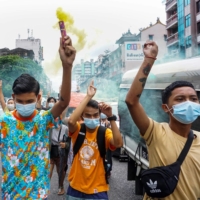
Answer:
[{"left": 0, "top": 109, "right": 54, "bottom": 200}]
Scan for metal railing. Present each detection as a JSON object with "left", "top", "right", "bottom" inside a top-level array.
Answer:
[
  {"left": 166, "top": 13, "right": 178, "bottom": 29},
  {"left": 167, "top": 32, "right": 178, "bottom": 46}
]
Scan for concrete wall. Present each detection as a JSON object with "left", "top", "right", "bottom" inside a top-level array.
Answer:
[{"left": 16, "top": 39, "right": 41, "bottom": 63}]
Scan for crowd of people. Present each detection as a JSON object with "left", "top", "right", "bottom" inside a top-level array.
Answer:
[{"left": 0, "top": 35, "right": 199, "bottom": 200}]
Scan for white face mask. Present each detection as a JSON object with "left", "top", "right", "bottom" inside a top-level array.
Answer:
[
  {"left": 49, "top": 102, "right": 55, "bottom": 108},
  {"left": 7, "top": 104, "right": 15, "bottom": 111}
]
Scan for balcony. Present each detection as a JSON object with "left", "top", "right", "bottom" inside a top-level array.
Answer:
[
  {"left": 166, "top": 0, "right": 177, "bottom": 12},
  {"left": 167, "top": 32, "right": 179, "bottom": 46},
  {"left": 166, "top": 13, "right": 178, "bottom": 29}
]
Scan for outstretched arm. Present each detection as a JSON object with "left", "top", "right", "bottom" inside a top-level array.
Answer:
[
  {"left": 99, "top": 103, "right": 123, "bottom": 148},
  {"left": 125, "top": 41, "right": 158, "bottom": 136},
  {"left": 0, "top": 80, "right": 7, "bottom": 111},
  {"left": 68, "top": 81, "right": 96, "bottom": 133},
  {"left": 51, "top": 36, "right": 76, "bottom": 118}
]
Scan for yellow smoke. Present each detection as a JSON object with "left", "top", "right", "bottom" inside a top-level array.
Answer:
[
  {"left": 44, "top": 8, "right": 101, "bottom": 77},
  {"left": 56, "top": 7, "right": 86, "bottom": 52},
  {"left": 43, "top": 52, "right": 62, "bottom": 75},
  {"left": 56, "top": 7, "right": 74, "bottom": 25}
]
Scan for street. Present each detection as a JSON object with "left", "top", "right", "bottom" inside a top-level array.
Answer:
[{"left": 0, "top": 156, "right": 143, "bottom": 200}]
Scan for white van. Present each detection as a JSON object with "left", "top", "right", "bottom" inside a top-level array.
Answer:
[{"left": 118, "top": 57, "right": 200, "bottom": 195}]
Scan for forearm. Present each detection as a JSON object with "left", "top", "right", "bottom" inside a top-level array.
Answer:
[
  {"left": 110, "top": 121, "right": 123, "bottom": 148},
  {"left": 59, "top": 67, "right": 72, "bottom": 107},
  {"left": 68, "top": 95, "right": 91, "bottom": 125},
  {"left": 61, "top": 107, "right": 68, "bottom": 120},
  {"left": 126, "top": 58, "right": 155, "bottom": 104}
]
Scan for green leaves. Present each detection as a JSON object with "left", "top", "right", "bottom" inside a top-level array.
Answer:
[{"left": 0, "top": 55, "right": 49, "bottom": 97}]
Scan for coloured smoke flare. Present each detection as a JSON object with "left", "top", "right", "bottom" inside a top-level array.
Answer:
[{"left": 58, "top": 21, "right": 67, "bottom": 38}]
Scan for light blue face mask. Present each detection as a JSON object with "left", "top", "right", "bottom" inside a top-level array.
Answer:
[
  {"left": 16, "top": 102, "right": 36, "bottom": 117},
  {"left": 83, "top": 118, "right": 100, "bottom": 129},
  {"left": 167, "top": 101, "right": 200, "bottom": 124}
]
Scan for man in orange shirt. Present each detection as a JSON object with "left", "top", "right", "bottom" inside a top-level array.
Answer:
[{"left": 67, "top": 81, "right": 123, "bottom": 200}]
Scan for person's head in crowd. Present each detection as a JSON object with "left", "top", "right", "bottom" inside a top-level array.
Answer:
[
  {"left": 47, "top": 97, "right": 57, "bottom": 108},
  {"left": 12, "top": 74, "right": 40, "bottom": 117},
  {"left": 162, "top": 80, "right": 199, "bottom": 124},
  {"left": 82, "top": 99, "right": 100, "bottom": 130},
  {"left": 100, "top": 113, "right": 107, "bottom": 126},
  {"left": 7, "top": 98, "right": 15, "bottom": 111}
]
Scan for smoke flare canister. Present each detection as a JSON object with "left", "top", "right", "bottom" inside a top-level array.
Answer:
[{"left": 58, "top": 21, "right": 67, "bottom": 37}]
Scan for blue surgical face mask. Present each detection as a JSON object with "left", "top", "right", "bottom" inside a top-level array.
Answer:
[
  {"left": 16, "top": 102, "right": 36, "bottom": 117},
  {"left": 83, "top": 118, "right": 100, "bottom": 129},
  {"left": 166, "top": 101, "right": 200, "bottom": 124}
]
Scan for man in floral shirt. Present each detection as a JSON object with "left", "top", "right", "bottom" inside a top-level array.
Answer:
[{"left": 0, "top": 36, "right": 76, "bottom": 200}]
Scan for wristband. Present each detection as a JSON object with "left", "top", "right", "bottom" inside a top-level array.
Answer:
[{"left": 145, "top": 56, "right": 157, "bottom": 60}]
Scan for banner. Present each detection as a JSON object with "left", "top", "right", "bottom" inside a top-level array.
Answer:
[{"left": 125, "top": 42, "right": 145, "bottom": 61}]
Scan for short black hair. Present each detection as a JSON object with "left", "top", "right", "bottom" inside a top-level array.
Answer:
[
  {"left": 86, "top": 99, "right": 99, "bottom": 109},
  {"left": 12, "top": 74, "right": 40, "bottom": 95},
  {"left": 162, "top": 81, "right": 196, "bottom": 104},
  {"left": 47, "top": 97, "right": 57, "bottom": 103}
]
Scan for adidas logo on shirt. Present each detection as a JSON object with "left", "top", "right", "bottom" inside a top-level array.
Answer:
[{"left": 146, "top": 179, "right": 161, "bottom": 193}]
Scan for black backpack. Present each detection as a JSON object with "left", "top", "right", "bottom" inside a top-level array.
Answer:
[
  {"left": 73, "top": 123, "right": 109, "bottom": 183},
  {"left": 141, "top": 130, "right": 194, "bottom": 198}
]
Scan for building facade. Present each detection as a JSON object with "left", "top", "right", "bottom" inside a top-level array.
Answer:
[
  {"left": 16, "top": 37, "right": 43, "bottom": 64},
  {"left": 166, "top": 0, "right": 200, "bottom": 59},
  {"left": 0, "top": 48, "right": 34, "bottom": 60},
  {"left": 78, "top": 19, "right": 167, "bottom": 94},
  {"left": 72, "top": 59, "right": 98, "bottom": 89}
]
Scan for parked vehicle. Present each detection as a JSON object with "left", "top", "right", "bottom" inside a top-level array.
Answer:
[{"left": 118, "top": 57, "right": 200, "bottom": 195}]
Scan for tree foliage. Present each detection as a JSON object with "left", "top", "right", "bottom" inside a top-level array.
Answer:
[{"left": 0, "top": 55, "right": 50, "bottom": 97}]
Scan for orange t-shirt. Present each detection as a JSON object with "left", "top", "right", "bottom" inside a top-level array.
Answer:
[{"left": 68, "top": 122, "right": 115, "bottom": 194}]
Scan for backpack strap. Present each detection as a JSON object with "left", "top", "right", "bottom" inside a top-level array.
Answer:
[
  {"left": 97, "top": 125, "right": 108, "bottom": 184},
  {"left": 97, "top": 126, "right": 107, "bottom": 157},
  {"left": 58, "top": 124, "right": 62, "bottom": 142},
  {"left": 73, "top": 123, "right": 86, "bottom": 157}
]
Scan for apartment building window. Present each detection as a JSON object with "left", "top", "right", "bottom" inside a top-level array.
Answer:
[
  {"left": 149, "top": 35, "right": 154, "bottom": 40},
  {"left": 185, "top": 35, "right": 192, "bottom": 48},
  {"left": 197, "top": 22, "right": 200, "bottom": 34},
  {"left": 185, "top": 0, "right": 190, "bottom": 6},
  {"left": 197, "top": 1, "right": 200, "bottom": 13},
  {"left": 164, "top": 35, "right": 167, "bottom": 41},
  {"left": 185, "top": 14, "right": 191, "bottom": 27}
]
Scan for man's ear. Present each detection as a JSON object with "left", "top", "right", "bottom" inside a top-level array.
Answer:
[{"left": 162, "top": 104, "right": 169, "bottom": 113}]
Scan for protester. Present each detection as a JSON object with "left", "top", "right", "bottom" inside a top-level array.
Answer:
[
  {"left": 125, "top": 41, "right": 200, "bottom": 199},
  {"left": 0, "top": 35, "right": 76, "bottom": 199},
  {"left": 0, "top": 80, "right": 15, "bottom": 112},
  {"left": 46, "top": 97, "right": 57, "bottom": 110},
  {"left": 66, "top": 80, "right": 123, "bottom": 200},
  {"left": 49, "top": 112, "right": 71, "bottom": 195},
  {"left": 100, "top": 113, "right": 111, "bottom": 128}
]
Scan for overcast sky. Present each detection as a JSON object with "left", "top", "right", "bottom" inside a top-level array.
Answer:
[{"left": 0, "top": 0, "right": 166, "bottom": 91}]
